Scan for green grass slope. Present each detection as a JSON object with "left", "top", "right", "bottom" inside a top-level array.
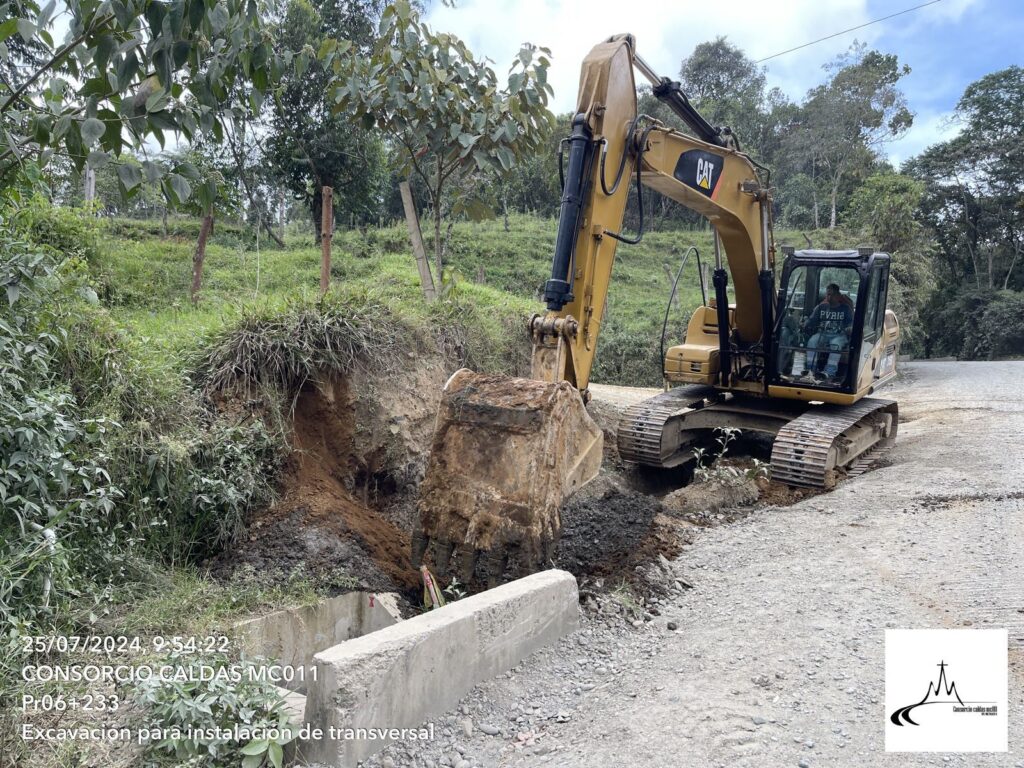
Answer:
[{"left": 95, "top": 212, "right": 811, "bottom": 386}]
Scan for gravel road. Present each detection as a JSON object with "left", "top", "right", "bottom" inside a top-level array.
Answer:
[{"left": 365, "top": 362, "right": 1024, "bottom": 768}]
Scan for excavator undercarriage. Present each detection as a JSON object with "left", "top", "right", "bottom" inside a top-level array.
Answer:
[{"left": 617, "top": 386, "right": 898, "bottom": 487}]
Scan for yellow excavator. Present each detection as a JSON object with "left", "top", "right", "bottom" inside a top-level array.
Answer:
[{"left": 412, "top": 34, "right": 900, "bottom": 586}]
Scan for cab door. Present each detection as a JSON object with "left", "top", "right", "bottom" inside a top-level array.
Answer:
[{"left": 853, "top": 261, "right": 891, "bottom": 392}]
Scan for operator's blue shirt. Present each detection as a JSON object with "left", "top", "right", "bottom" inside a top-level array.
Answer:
[{"left": 806, "top": 301, "right": 852, "bottom": 335}]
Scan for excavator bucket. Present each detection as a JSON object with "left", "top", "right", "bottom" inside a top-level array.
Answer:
[{"left": 412, "top": 369, "right": 603, "bottom": 587}]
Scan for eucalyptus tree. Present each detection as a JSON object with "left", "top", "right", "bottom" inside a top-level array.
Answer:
[{"left": 322, "top": 0, "right": 554, "bottom": 279}]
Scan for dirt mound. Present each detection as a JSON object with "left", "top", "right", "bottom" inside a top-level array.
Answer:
[
  {"left": 556, "top": 479, "right": 684, "bottom": 585},
  {"left": 663, "top": 477, "right": 759, "bottom": 518},
  {"left": 212, "top": 364, "right": 447, "bottom": 596}
]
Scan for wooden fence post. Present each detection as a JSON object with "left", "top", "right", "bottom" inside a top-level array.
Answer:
[
  {"left": 399, "top": 180, "right": 437, "bottom": 302},
  {"left": 320, "top": 186, "right": 333, "bottom": 296}
]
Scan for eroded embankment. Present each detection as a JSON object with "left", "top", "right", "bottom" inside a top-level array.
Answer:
[
  {"left": 209, "top": 354, "right": 821, "bottom": 604},
  {"left": 209, "top": 360, "right": 447, "bottom": 597}
]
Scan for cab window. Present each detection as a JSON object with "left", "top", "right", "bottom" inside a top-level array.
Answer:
[{"left": 776, "top": 265, "right": 859, "bottom": 387}]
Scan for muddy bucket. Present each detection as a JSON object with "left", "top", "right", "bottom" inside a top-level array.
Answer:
[{"left": 413, "top": 369, "right": 602, "bottom": 585}]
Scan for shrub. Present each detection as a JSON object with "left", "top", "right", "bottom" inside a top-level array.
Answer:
[
  {"left": 136, "top": 651, "right": 295, "bottom": 767},
  {"left": 12, "top": 196, "right": 100, "bottom": 262},
  {"left": 118, "top": 419, "right": 283, "bottom": 564},
  {"left": 0, "top": 227, "right": 125, "bottom": 625},
  {"left": 194, "top": 297, "right": 409, "bottom": 395},
  {"left": 924, "top": 288, "right": 1024, "bottom": 360},
  {"left": 976, "top": 290, "right": 1024, "bottom": 359}
]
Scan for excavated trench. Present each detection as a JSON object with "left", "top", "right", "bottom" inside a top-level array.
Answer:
[{"left": 210, "top": 364, "right": 824, "bottom": 605}]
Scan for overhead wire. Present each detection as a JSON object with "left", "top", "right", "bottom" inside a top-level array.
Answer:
[{"left": 754, "top": 0, "right": 943, "bottom": 63}]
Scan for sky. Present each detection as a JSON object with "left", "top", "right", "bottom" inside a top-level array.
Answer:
[{"left": 424, "top": 0, "right": 1024, "bottom": 167}]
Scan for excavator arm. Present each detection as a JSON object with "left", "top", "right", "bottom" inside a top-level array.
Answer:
[
  {"left": 412, "top": 35, "right": 775, "bottom": 586},
  {"left": 532, "top": 34, "right": 774, "bottom": 394}
]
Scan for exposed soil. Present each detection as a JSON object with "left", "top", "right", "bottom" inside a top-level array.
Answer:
[
  {"left": 210, "top": 363, "right": 823, "bottom": 605},
  {"left": 556, "top": 478, "right": 687, "bottom": 589},
  {"left": 210, "top": 365, "right": 447, "bottom": 598}
]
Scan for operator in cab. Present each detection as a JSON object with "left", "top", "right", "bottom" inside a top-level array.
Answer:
[{"left": 804, "top": 283, "right": 853, "bottom": 381}]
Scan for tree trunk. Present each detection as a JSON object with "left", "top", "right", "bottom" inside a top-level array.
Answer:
[
  {"left": 953, "top": 174, "right": 981, "bottom": 289},
  {"left": 83, "top": 164, "right": 96, "bottom": 205},
  {"left": 279, "top": 188, "right": 286, "bottom": 241},
  {"left": 1003, "top": 236, "right": 1021, "bottom": 290},
  {"left": 811, "top": 157, "right": 820, "bottom": 230},
  {"left": 399, "top": 180, "right": 437, "bottom": 302},
  {"left": 828, "top": 173, "right": 839, "bottom": 230},
  {"left": 191, "top": 212, "right": 214, "bottom": 306},
  {"left": 260, "top": 214, "right": 285, "bottom": 248}
]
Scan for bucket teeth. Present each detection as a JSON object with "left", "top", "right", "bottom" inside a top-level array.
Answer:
[
  {"left": 432, "top": 539, "right": 454, "bottom": 575},
  {"left": 411, "top": 525, "right": 430, "bottom": 568}
]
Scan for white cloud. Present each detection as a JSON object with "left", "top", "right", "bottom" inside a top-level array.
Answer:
[
  {"left": 425, "top": 0, "right": 984, "bottom": 115},
  {"left": 425, "top": 0, "right": 874, "bottom": 113},
  {"left": 424, "top": 0, "right": 980, "bottom": 170}
]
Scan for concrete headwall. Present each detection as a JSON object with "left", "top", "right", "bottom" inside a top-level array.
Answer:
[
  {"left": 233, "top": 592, "right": 402, "bottom": 693},
  {"left": 301, "top": 570, "right": 579, "bottom": 766}
]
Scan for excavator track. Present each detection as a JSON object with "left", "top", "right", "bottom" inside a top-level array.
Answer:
[
  {"left": 617, "top": 385, "right": 718, "bottom": 467},
  {"left": 617, "top": 386, "right": 898, "bottom": 489},
  {"left": 769, "top": 397, "right": 898, "bottom": 488}
]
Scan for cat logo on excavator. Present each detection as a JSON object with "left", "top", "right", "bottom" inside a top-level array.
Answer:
[{"left": 696, "top": 157, "right": 714, "bottom": 189}]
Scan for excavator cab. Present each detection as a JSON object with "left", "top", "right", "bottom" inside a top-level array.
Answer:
[{"left": 773, "top": 248, "right": 895, "bottom": 395}]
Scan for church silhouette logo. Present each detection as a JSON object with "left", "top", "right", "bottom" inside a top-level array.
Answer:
[{"left": 890, "top": 660, "right": 997, "bottom": 726}]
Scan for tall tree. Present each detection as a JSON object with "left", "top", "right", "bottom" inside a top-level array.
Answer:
[
  {"left": 325, "top": 0, "right": 553, "bottom": 280},
  {"left": 907, "top": 66, "right": 1024, "bottom": 292},
  {"left": 678, "top": 36, "right": 774, "bottom": 156},
  {"left": 846, "top": 172, "right": 935, "bottom": 354},
  {"left": 265, "top": 0, "right": 387, "bottom": 242},
  {"left": 787, "top": 44, "right": 913, "bottom": 229}
]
